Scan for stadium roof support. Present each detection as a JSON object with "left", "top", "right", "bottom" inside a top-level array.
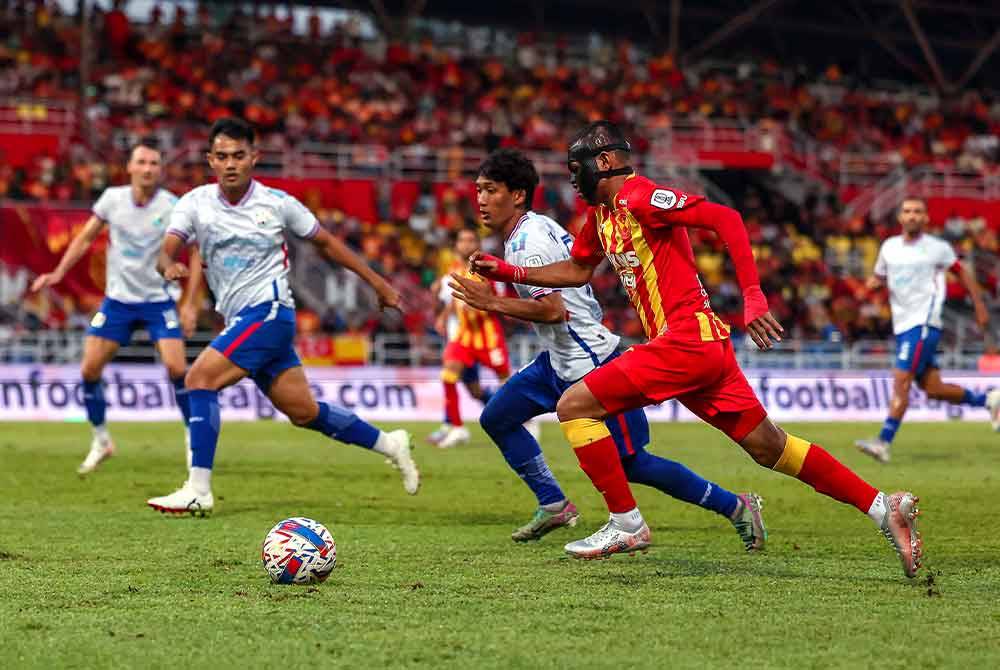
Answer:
[
  {"left": 848, "top": 0, "right": 930, "bottom": 85},
  {"left": 956, "top": 28, "right": 1000, "bottom": 90},
  {"left": 899, "top": 0, "right": 949, "bottom": 91},
  {"left": 683, "top": 0, "right": 784, "bottom": 60}
]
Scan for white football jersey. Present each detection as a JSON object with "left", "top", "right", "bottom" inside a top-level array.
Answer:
[
  {"left": 505, "top": 211, "right": 619, "bottom": 381},
  {"left": 874, "top": 233, "right": 957, "bottom": 334},
  {"left": 92, "top": 186, "right": 180, "bottom": 303},
  {"left": 167, "top": 180, "right": 320, "bottom": 321}
]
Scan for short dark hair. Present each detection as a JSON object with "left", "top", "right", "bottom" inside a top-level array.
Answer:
[
  {"left": 208, "top": 117, "right": 255, "bottom": 147},
  {"left": 477, "top": 148, "right": 540, "bottom": 210},
  {"left": 128, "top": 136, "right": 161, "bottom": 160}
]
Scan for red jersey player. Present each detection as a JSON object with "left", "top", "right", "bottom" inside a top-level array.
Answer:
[
  {"left": 471, "top": 121, "right": 922, "bottom": 578},
  {"left": 434, "top": 227, "right": 512, "bottom": 448}
]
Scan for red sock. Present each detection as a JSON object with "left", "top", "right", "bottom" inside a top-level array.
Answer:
[
  {"left": 443, "top": 381, "right": 462, "bottom": 427},
  {"left": 574, "top": 437, "right": 637, "bottom": 513},
  {"left": 794, "top": 442, "right": 878, "bottom": 512}
]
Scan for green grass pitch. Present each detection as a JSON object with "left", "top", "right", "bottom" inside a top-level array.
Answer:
[{"left": 1, "top": 420, "right": 999, "bottom": 669}]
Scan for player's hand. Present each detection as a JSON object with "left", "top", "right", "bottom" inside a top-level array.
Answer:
[
  {"left": 743, "top": 285, "right": 783, "bottom": 350},
  {"left": 162, "top": 262, "right": 189, "bottom": 281},
  {"left": 31, "top": 271, "right": 63, "bottom": 293},
  {"left": 449, "top": 273, "right": 495, "bottom": 312},
  {"left": 376, "top": 283, "right": 403, "bottom": 312},
  {"left": 434, "top": 313, "right": 448, "bottom": 337},
  {"left": 179, "top": 302, "right": 199, "bottom": 338},
  {"left": 974, "top": 302, "right": 990, "bottom": 329},
  {"left": 746, "top": 311, "right": 784, "bottom": 350},
  {"left": 469, "top": 251, "right": 526, "bottom": 283},
  {"left": 865, "top": 276, "right": 883, "bottom": 292}
]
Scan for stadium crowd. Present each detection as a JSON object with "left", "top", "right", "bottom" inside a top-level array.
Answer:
[{"left": 2, "top": 1, "right": 998, "bottom": 343}]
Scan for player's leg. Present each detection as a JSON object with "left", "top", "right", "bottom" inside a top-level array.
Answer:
[
  {"left": 77, "top": 297, "right": 138, "bottom": 474},
  {"left": 555, "top": 381, "right": 649, "bottom": 558},
  {"left": 437, "top": 345, "right": 471, "bottom": 447},
  {"left": 699, "top": 343, "right": 922, "bottom": 577},
  {"left": 77, "top": 334, "right": 121, "bottom": 474},
  {"left": 154, "top": 337, "right": 192, "bottom": 464},
  {"left": 146, "top": 346, "right": 246, "bottom": 515},
  {"left": 737, "top": 417, "right": 921, "bottom": 577},
  {"left": 613, "top": 408, "right": 766, "bottom": 552},
  {"left": 265, "top": 365, "right": 419, "bottom": 494},
  {"left": 858, "top": 325, "right": 931, "bottom": 462},
  {"left": 146, "top": 301, "right": 193, "bottom": 432},
  {"left": 479, "top": 354, "right": 578, "bottom": 541}
]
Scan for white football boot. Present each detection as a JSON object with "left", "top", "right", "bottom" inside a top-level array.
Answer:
[
  {"left": 146, "top": 483, "right": 214, "bottom": 517},
  {"left": 877, "top": 491, "right": 923, "bottom": 578},
  {"left": 564, "top": 516, "right": 651, "bottom": 559},
  {"left": 77, "top": 434, "right": 115, "bottom": 475},
  {"left": 382, "top": 429, "right": 420, "bottom": 495},
  {"left": 436, "top": 425, "right": 470, "bottom": 449},
  {"left": 855, "top": 437, "right": 891, "bottom": 463},
  {"left": 426, "top": 423, "right": 451, "bottom": 445},
  {"left": 987, "top": 390, "right": 1000, "bottom": 432}
]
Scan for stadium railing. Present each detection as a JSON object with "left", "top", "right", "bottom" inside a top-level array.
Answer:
[{"left": 0, "top": 331, "right": 991, "bottom": 371}]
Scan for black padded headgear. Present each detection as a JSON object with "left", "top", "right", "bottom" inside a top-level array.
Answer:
[{"left": 567, "top": 120, "right": 633, "bottom": 204}]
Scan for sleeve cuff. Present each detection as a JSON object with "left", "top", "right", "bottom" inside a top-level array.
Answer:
[
  {"left": 530, "top": 288, "right": 559, "bottom": 298},
  {"left": 166, "top": 229, "right": 190, "bottom": 243},
  {"left": 300, "top": 221, "right": 321, "bottom": 239}
]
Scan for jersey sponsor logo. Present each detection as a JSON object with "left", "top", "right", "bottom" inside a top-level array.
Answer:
[
  {"left": 608, "top": 251, "right": 641, "bottom": 290},
  {"left": 650, "top": 189, "right": 677, "bottom": 210}
]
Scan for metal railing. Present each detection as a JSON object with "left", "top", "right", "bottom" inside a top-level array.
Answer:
[{"left": 1, "top": 331, "right": 993, "bottom": 371}]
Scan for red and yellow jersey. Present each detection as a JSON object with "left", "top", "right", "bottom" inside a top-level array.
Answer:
[
  {"left": 571, "top": 174, "right": 731, "bottom": 343},
  {"left": 445, "top": 260, "right": 507, "bottom": 351}
]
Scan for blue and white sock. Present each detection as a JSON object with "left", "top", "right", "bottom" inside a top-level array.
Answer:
[
  {"left": 623, "top": 449, "right": 739, "bottom": 518},
  {"left": 878, "top": 417, "right": 902, "bottom": 444},
  {"left": 171, "top": 376, "right": 191, "bottom": 425},
  {"left": 188, "top": 389, "right": 221, "bottom": 494},
  {"left": 962, "top": 389, "right": 987, "bottom": 408},
  {"left": 306, "top": 402, "right": 382, "bottom": 450},
  {"left": 82, "top": 378, "right": 109, "bottom": 438}
]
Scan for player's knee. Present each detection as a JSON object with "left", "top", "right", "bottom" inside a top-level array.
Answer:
[
  {"left": 741, "top": 422, "right": 785, "bottom": 468},
  {"left": 555, "top": 392, "right": 587, "bottom": 422},
  {"left": 164, "top": 362, "right": 187, "bottom": 382},
  {"left": 183, "top": 366, "right": 212, "bottom": 391},
  {"left": 289, "top": 406, "right": 319, "bottom": 427},
  {"left": 479, "top": 399, "right": 503, "bottom": 437}
]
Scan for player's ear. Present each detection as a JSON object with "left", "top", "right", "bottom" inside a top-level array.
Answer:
[
  {"left": 595, "top": 151, "right": 613, "bottom": 170},
  {"left": 250, "top": 147, "right": 260, "bottom": 168},
  {"left": 513, "top": 188, "right": 526, "bottom": 208}
]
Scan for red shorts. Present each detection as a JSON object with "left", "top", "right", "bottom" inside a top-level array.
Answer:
[
  {"left": 444, "top": 340, "right": 511, "bottom": 377},
  {"left": 583, "top": 336, "right": 766, "bottom": 442}
]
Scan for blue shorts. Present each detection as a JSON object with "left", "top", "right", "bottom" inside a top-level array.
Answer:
[
  {"left": 895, "top": 325, "right": 941, "bottom": 378},
  {"left": 490, "top": 350, "right": 650, "bottom": 458},
  {"left": 87, "top": 297, "right": 182, "bottom": 345},
  {"left": 210, "top": 302, "right": 301, "bottom": 392}
]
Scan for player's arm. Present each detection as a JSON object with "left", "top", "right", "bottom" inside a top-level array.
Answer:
[
  {"left": 953, "top": 261, "right": 990, "bottom": 328},
  {"left": 309, "top": 227, "right": 401, "bottom": 310},
  {"left": 157, "top": 231, "right": 190, "bottom": 280},
  {"left": 659, "top": 199, "right": 783, "bottom": 350},
  {"left": 30, "top": 215, "right": 106, "bottom": 292},
  {"left": 449, "top": 273, "right": 566, "bottom": 323},
  {"left": 468, "top": 252, "right": 595, "bottom": 288},
  {"left": 178, "top": 246, "right": 204, "bottom": 337}
]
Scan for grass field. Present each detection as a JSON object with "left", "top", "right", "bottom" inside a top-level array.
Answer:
[{"left": 1, "top": 420, "right": 999, "bottom": 669}]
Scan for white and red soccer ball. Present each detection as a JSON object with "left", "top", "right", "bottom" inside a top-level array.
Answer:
[{"left": 261, "top": 517, "right": 337, "bottom": 584}]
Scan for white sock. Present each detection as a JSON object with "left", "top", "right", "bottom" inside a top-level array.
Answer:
[
  {"left": 610, "top": 507, "right": 644, "bottom": 532},
  {"left": 867, "top": 491, "right": 888, "bottom": 525},
  {"left": 189, "top": 466, "right": 212, "bottom": 495},
  {"left": 371, "top": 432, "right": 394, "bottom": 456},
  {"left": 93, "top": 424, "right": 110, "bottom": 442}
]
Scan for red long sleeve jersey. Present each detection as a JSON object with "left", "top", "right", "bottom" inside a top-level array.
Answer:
[{"left": 571, "top": 174, "right": 732, "bottom": 343}]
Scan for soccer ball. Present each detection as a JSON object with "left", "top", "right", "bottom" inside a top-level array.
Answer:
[{"left": 261, "top": 517, "right": 337, "bottom": 584}]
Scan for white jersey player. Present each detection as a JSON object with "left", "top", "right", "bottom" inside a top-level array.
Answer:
[
  {"left": 146, "top": 117, "right": 419, "bottom": 516},
  {"left": 448, "top": 149, "right": 766, "bottom": 550},
  {"left": 30, "top": 140, "right": 202, "bottom": 475},
  {"left": 856, "top": 196, "right": 999, "bottom": 463}
]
